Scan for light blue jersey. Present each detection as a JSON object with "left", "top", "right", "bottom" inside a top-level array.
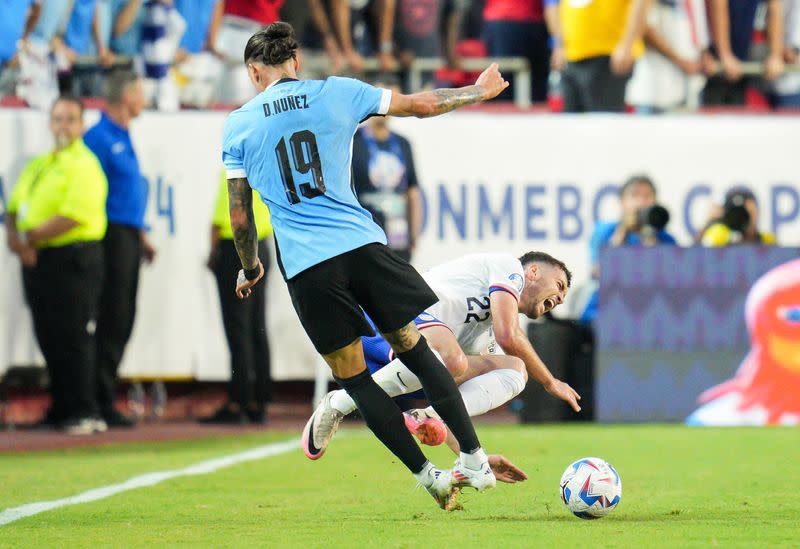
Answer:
[{"left": 222, "top": 76, "right": 393, "bottom": 279}]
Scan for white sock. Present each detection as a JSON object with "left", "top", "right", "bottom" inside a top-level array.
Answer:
[
  {"left": 460, "top": 448, "right": 488, "bottom": 470},
  {"left": 413, "top": 460, "right": 436, "bottom": 487},
  {"left": 328, "top": 358, "right": 425, "bottom": 415},
  {"left": 429, "top": 368, "right": 526, "bottom": 418}
]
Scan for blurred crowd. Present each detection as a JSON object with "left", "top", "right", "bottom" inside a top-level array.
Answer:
[{"left": 1, "top": 0, "right": 798, "bottom": 111}]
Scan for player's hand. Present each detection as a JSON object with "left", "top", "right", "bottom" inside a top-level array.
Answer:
[
  {"left": 475, "top": 63, "right": 509, "bottom": 101},
  {"left": 545, "top": 378, "right": 581, "bottom": 412},
  {"left": 488, "top": 454, "right": 528, "bottom": 484},
  {"left": 235, "top": 260, "right": 264, "bottom": 299}
]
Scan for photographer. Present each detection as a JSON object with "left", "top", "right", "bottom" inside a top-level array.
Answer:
[
  {"left": 580, "top": 175, "right": 676, "bottom": 323},
  {"left": 698, "top": 188, "right": 777, "bottom": 246}
]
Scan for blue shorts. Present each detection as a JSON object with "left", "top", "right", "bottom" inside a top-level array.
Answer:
[{"left": 362, "top": 311, "right": 449, "bottom": 399}]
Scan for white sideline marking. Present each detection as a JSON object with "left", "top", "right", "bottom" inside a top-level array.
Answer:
[{"left": 0, "top": 437, "right": 299, "bottom": 527}]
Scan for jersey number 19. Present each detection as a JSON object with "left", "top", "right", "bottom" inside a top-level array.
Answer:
[{"left": 275, "top": 130, "right": 326, "bottom": 205}]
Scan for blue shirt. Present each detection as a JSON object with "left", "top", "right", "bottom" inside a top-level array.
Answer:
[
  {"left": 84, "top": 112, "right": 148, "bottom": 228},
  {"left": 109, "top": 0, "right": 145, "bottom": 55},
  {"left": 175, "top": 0, "right": 218, "bottom": 53},
  {"left": 588, "top": 220, "right": 677, "bottom": 265},
  {"left": 29, "top": 0, "right": 70, "bottom": 46},
  {"left": 64, "top": 0, "right": 98, "bottom": 54},
  {"left": 222, "top": 77, "right": 392, "bottom": 279},
  {"left": 0, "top": 0, "right": 36, "bottom": 64},
  {"left": 727, "top": 0, "right": 762, "bottom": 61}
]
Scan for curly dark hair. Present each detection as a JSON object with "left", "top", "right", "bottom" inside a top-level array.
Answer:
[
  {"left": 244, "top": 22, "right": 299, "bottom": 66},
  {"left": 518, "top": 251, "right": 572, "bottom": 287}
]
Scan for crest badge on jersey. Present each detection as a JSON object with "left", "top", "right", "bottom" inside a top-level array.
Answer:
[{"left": 509, "top": 273, "right": 524, "bottom": 293}]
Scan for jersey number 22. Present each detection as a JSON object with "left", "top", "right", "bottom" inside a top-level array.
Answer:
[{"left": 275, "top": 130, "right": 326, "bottom": 205}]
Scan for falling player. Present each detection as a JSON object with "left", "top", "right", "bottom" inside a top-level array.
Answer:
[
  {"left": 222, "top": 22, "right": 510, "bottom": 510},
  {"left": 304, "top": 251, "right": 580, "bottom": 463}
]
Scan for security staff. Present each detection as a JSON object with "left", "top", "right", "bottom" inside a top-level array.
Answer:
[
  {"left": 5, "top": 96, "right": 108, "bottom": 435},
  {"left": 202, "top": 173, "right": 272, "bottom": 424},
  {"left": 84, "top": 70, "right": 155, "bottom": 428}
]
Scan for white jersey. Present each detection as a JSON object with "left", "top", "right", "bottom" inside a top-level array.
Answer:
[{"left": 421, "top": 253, "right": 525, "bottom": 355}]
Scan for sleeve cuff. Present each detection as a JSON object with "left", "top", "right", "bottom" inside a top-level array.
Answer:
[
  {"left": 378, "top": 88, "right": 392, "bottom": 115},
  {"left": 226, "top": 168, "right": 247, "bottom": 179}
]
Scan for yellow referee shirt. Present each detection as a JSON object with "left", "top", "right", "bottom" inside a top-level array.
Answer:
[
  {"left": 212, "top": 172, "right": 272, "bottom": 240},
  {"left": 7, "top": 139, "right": 108, "bottom": 248},
  {"left": 560, "top": 0, "right": 645, "bottom": 62}
]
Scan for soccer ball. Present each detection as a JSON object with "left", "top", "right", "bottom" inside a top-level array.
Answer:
[{"left": 559, "top": 457, "right": 622, "bottom": 519}]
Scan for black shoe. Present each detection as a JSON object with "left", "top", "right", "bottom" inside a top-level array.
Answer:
[
  {"left": 26, "top": 409, "right": 64, "bottom": 431},
  {"left": 103, "top": 409, "right": 136, "bottom": 428},
  {"left": 247, "top": 406, "right": 268, "bottom": 425},
  {"left": 198, "top": 406, "right": 249, "bottom": 425}
]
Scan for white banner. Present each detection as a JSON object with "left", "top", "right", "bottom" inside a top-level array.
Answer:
[{"left": 1, "top": 109, "right": 799, "bottom": 380}]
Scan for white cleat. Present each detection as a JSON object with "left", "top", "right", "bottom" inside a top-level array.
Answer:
[
  {"left": 301, "top": 391, "right": 344, "bottom": 460},
  {"left": 451, "top": 459, "right": 497, "bottom": 492},
  {"left": 420, "top": 468, "right": 461, "bottom": 511}
]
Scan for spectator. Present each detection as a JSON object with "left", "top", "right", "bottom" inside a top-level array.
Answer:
[
  {"left": 771, "top": 0, "right": 800, "bottom": 108},
  {"left": 109, "top": 0, "right": 146, "bottom": 58},
  {"left": 482, "top": 0, "right": 550, "bottom": 102},
  {"left": 84, "top": 70, "right": 155, "bottom": 428},
  {"left": 54, "top": 0, "right": 115, "bottom": 96},
  {"left": 702, "top": 0, "right": 784, "bottom": 106},
  {"left": 16, "top": 0, "right": 65, "bottom": 109},
  {"left": 394, "top": 0, "right": 465, "bottom": 90},
  {"left": 332, "top": 0, "right": 397, "bottom": 73},
  {"left": 581, "top": 174, "right": 676, "bottom": 323},
  {"left": 173, "top": 0, "right": 225, "bottom": 107},
  {"left": 202, "top": 173, "right": 273, "bottom": 424},
  {"left": 352, "top": 75, "right": 422, "bottom": 262},
  {"left": 626, "top": 0, "right": 716, "bottom": 112},
  {"left": 4, "top": 96, "right": 108, "bottom": 435},
  {"left": 545, "top": 0, "right": 650, "bottom": 113},
  {"left": 0, "top": 0, "right": 42, "bottom": 95},
  {"left": 699, "top": 188, "right": 777, "bottom": 246},
  {"left": 215, "top": 0, "right": 284, "bottom": 104},
  {"left": 288, "top": 0, "right": 346, "bottom": 77},
  {"left": 141, "top": 0, "right": 185, "bottom": 111}
]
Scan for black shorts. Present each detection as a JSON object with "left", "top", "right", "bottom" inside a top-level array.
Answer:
[{"left": 286, "top": 243, "right": 438, "bottom": 355}]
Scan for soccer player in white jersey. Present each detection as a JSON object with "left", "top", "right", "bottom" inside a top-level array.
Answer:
[
  {"left": 304, "top": 251, "right": 580, "bottom": 465},
  {"left": 222, "top": 22, "right": 510, "bottom": 510}
]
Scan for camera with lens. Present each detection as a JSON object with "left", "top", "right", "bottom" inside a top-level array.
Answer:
[
  {"left": 721, "top": 191, "right": 752, "bottom": 233},
  {"left": 635, "top": 204, "right": 670, "bottom": 231}
]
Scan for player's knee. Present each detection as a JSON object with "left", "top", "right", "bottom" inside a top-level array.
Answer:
[
  {"left": 509, "top": 356, "right": 528, "bottom": 383},
  {"left": 443, "top": 351, "right": 468, "bottom": 378}
]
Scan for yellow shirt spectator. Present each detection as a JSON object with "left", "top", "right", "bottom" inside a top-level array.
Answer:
[
  {"left": 212, "top": 172, "right": 272, "bottom": 240},
  {"left": 560, "top": 0, "right": 645, "bottom": 62},
  {"left": 8, "top": 139, "right": 108, "bottom": 248},
  {"left": 702, "top": 223, "right": 777, "bottom": 247}
]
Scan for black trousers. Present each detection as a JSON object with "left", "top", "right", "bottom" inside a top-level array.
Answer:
[
  {"left": 22, "top": 242, "right": 103, "bottom": 420},
  {"left": 563, "top": 55, "right": 630, "bottom": 113},
  {"left": 95, "top": 224, "right": 142, "bottom": 414},
  {"left": 212, "top": 239, "right": 272, "bottom": 408}
]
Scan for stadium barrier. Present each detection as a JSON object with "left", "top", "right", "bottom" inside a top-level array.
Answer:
[{"left": 1, "top": 109, "right": 798, "bottom": 383}]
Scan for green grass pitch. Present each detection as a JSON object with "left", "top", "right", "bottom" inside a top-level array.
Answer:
[{"left": 1, "top": 424, "right": 798, "bottom": 548}]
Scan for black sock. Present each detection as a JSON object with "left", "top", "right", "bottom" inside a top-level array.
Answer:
[
  {"left": 397, "top": 338, "right": 481, "bottom": 453},
  {"left": 335, "top": 369, "right": 428, "bottom": 473}
]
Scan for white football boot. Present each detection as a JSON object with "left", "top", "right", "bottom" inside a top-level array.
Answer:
[{"left": 301, "top": 391, "right": 344, "bottom": 460}]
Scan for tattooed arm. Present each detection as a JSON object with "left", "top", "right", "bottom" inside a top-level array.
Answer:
[
  {"left": 387, "top": 63, "right": 509, "bottom": 118},
  {"left": 228, "top": 177, "right": 264, "bottom": 298}
]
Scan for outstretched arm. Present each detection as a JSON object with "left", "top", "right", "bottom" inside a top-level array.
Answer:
[
  {"left": 490, "top": 291, "right": 582, "bottom": 412},
  {"left": 227, "top": 177, "right": 263, "bottom": 298},
  {"left": 387, "top": 63, "right": 508, "bottom": 118}
]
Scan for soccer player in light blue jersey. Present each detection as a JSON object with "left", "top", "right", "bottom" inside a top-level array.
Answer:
[{"left": 221, "top": 22, "right": 509, "bottom": 510}]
